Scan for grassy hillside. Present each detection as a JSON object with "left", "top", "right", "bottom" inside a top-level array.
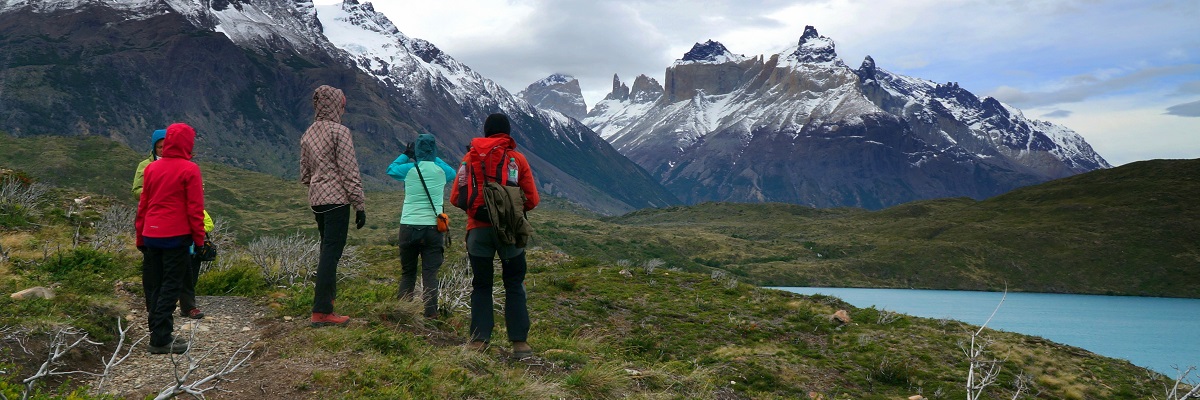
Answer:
[
  {"left": 538, "top": 159, "right": 1200, "bottom": 298},
  {"left": 3, "top": 133, "right": 1196, "bottom": 299},
  {"left": 0, "top": 181, "right": 1181, "bottom": 399}
]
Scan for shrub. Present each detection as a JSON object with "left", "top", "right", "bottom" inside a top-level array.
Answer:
[
  {"left": 38, "top": 248, "right": 126, "bottom": 293},
  {"left": 0, "top": 175, "right": 49, "bottom": 227},
  {"left": 196, "top": 265, "right": 267, "bottom": 296}
]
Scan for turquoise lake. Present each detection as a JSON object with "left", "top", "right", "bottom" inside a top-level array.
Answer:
[{"left": 773, "top": 287, "right": 1200, "bottom": 376}]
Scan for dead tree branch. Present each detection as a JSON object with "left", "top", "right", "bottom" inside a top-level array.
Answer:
[
  {"left": 20, "top": 327, "right": 101, "bottom": 400},
  {"left": 93, "top": 318, "right": 147, "bottom": 394}
]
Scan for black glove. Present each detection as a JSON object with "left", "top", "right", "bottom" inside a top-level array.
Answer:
[
  {"left": 404, "top": 142, "right": 415, "bottom": 159},
  {"left": 355, "top": 210, "right": 366, "bottom": 229}
]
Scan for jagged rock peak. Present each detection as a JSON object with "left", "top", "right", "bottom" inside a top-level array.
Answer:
[
  {"left": 789, "top": 25, "right": 837, "bottom": 63},
  {"left": 932, "top": 82, "right": 981, "bottom": 107},
  {"left": 629, "top": 74, "right": 663, "bottom": 103},
  {"left": 605, "top": 74, "right": 631, "bottom": 101},
  {"left": 520, "top": 73, "right": 586, "bottom": 120},
  {"left": 856, "top": 55, "right": 877, "bottom": 82},
  {"left": 533, "top": 73, "right": 576, "bottom": 86},
  {"left": 680, "top": 40, "right": 743, "bottom": 64},
  {"left": 860, "top": 55, "right": 876, "bottom": 71}
]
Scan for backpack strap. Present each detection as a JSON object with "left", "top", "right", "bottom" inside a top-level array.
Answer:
[{"left": 413, "top": 162, "right": 439, "bottom": 216}]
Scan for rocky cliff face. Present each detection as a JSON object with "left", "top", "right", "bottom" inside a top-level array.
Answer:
[
  {"left": 585, "top": 26, "right": 1110, "bottom": 209},
  {"left": 518, "top": 74, "right": 587, "bottom": 121},
  {"left": 0, "top": 0, "right": 678, "bottom": 213}
]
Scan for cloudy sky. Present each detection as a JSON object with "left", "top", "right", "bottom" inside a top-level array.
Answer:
[{"left": 318, "top": 0, "right": 1198, "bottom": 166}]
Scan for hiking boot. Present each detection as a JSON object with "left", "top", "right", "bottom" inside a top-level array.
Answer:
[
  {"left": 181, "top": 308, "right": 205, "bottom": 319},
  {"left": 512, "top": 341, "right": 533, "bottom": 359},
  {"left": 310, "top": 312, "right": 350, "bottom": 327},
  {"left": 148, "top": 338, "right": 190, "bottom": 355},
  {"left": 467, "top": 340, "right": 488, "bottom": 352}
]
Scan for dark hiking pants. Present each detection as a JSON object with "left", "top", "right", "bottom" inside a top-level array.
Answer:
[
  {"left": 398, "top": 225, "right": 444, "bottom": 317},
  {"left": 178, "top": 255, "right": 201, "bottom": 312},
  {"left": 312, "top": 204, "right": 349, "bottom": 314},
  {"left": 143, "top": 243, "right": 189, "bottom": 347},
  {"left": 469, "top": 254, "right": 529, "bottom": 343}
]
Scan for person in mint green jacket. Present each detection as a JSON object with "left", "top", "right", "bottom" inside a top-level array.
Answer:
[{"left": 386, "top": 133, "right": 456, "bottom": 318}]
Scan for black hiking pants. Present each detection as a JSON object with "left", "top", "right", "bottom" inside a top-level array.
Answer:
[
  {"left": 467, "top": 228, "right": 529, "bottom": 343},
  {"left": 398, "top": 225, "right": 444, "bottom": 317},
  {"left": 178, "top": 255, "right": 201, "bottom": 312},
  {"left": 312, "top": 204, "right": 349, "bottom": 314},
  {"left": 143, "top": 242, "right": 189, "bottom": 347}
]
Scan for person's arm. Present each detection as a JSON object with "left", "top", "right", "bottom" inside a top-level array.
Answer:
[
  {"left": 386, "top": 154, "right": 413, "bottom": 182},
  {"left": 132, "top": 158, "right": 149, "bottom": 198},
  {"left": 202, "top": 210, "right": 214, "bottom": 233},
  {"left": 448, "top": 154, "right": 469, "bottom": 211},
  {"left": 300, "top": 132, "right": 313, "bottom": 187},
  {"left": 334, "top": 127, "right": 366, "bottom": 212},
  {"left": 516, "top": 153, "right": 539, "bottom": 211},
  {"left": 435, "top": 157, "right": 456, "bottom": 183},
  {"left": 134, "top": 167, "right": 151, "bottom": 248},
  {"left": 185, "top": 165, "right": 207, "bottom": 247}
]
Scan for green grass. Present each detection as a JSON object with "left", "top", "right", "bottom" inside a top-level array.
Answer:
[
  {"left": 4, "top": 133, "right": 1197, "bottom": 298},
  {"left": 0, "top": 154, "right": 1187, "bottom": 398}
]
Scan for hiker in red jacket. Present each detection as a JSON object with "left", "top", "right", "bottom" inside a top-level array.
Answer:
[
  {"left": 135, "top": 122, "right": 208, "bottom": 355},
  {"left": 449, "top": 113, "right": 539, "bottom": 358},
  {"left": 300, "top": 84, "right": 366, "bottom": 327}
]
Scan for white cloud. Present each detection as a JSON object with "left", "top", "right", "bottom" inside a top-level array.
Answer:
[
  {"left": 1165, "top": 100, "right": 1200, "bottom": 117},
  {"left": 314, "top": 0, "right": 1200, "bottom": 165},
  {"left": 986, "top": 65, "right": 1200, "bottom": 108},
  {"left": 1035, "top": 95, "right": 1200, "bottom": 166}
]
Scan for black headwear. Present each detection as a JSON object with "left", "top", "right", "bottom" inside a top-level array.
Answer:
[{"left": 483, "top": 113, "right": 510, "bottom": 137}]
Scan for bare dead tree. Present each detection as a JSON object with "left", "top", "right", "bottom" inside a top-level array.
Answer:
[
  {"left": 202, "top": 217, "right": 239, "bottom": 273},
  {"left": 642, "top": 258, "right": 664, "bottom": 274},
  {"left": 962, "top": 290, "right": 1006, "bottom": 400},
  {"left": 248, "top": 233, "right": 319, "bottom": 286},
  {"left": 437, "top": 256, "right": 472, "bottom": 313},
  {"left": 961, "top": 288, "right": 1032, "bottom": 400},
  {"left": 0, "top": 325, "right": 31, "bottom": 356},
  {"left": 877, "top": 308, "right": 902, "bottom": 325},
  {"left": 20, "top": 327, "right": 101, "bottom": 400},
  {"left": 1158, "top": 366, "right": 1200, "bottom": 400},
  {"left": 0, "top": 177, "right": 48, "bottom": 217},
  {"left": 153, "top": 333, "right": 254, "bottom": 400},
  {"left": 91, "top": 205, "right": 136, "bottom": 253},
  {"left": 93, "top": 317, "right": 147, "bottom": 394},
  {"left": 336, "top": 245, "right": 367, "bottom": 282}
]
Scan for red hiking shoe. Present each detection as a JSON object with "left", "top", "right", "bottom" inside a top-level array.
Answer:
[{"left": 310, "top": 312, "right": 350, "bottom": 327}]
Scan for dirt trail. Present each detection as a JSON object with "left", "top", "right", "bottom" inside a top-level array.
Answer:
[{"left": 93, "top": 295, "right": 311, "bottom": 399}]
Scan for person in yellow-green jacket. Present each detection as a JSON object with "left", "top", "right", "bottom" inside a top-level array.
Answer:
[{"left": 133, "top": 128, "right": 212, "bottom": 319}]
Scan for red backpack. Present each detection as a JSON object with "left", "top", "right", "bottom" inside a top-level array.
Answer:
[{"left": 452, "top": 137, "right": 518, "bottom": 220}]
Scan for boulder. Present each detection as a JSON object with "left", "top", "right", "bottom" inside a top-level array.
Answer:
[
  {"left": 11, "top": 286, "right": 55, "bottom": 300},
  {"left": 831, "top": 309, "right": 851, "bottom": 325}
]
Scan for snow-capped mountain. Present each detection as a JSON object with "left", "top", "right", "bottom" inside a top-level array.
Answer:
[
  {"left": 518, "top": 74, "right": 587, "bottom": 121},
  {"left": 584, "top": 26, "right": 1110, "bottom": 208},
  {"left": 0, "top": 0, "right": 678, "bottom": 213}
]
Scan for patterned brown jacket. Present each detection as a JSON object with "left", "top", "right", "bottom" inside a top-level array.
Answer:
[{"left": 300, "top": 85, "right": 366, "bottom": 211}]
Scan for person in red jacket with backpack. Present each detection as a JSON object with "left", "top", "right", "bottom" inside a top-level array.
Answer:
[
  {"left": 449, "top": 113, "right": 539, "bottom": 358},
  {"left": 135, "top": 122, "right": 208, "bottom": 355}
]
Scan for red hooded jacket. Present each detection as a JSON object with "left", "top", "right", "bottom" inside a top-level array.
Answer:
[
  {"left": 135, "top": 123, "right": 206, "bottom": 247},
  {"left": 449, "top": 134, "right": 539, "bottom": 231}
]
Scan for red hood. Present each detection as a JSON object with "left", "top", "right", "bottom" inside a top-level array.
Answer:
[
  {"left": 469, "top": 134, "right": 516, "bottom": 153},
  {"left": 162, "top": 123, "right": 195, "bottom": 160}
]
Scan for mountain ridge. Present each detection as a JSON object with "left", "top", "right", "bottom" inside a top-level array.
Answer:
[
  {"left": 581, "top": 27, "right": 1110, "bottom": 209},
  {"left": 0, "top": 0, "right": 679, "bottom": 214}
]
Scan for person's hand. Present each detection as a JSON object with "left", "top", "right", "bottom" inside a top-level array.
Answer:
[{"left": 355, "top": 210, "right": 366, "bottom": 229}]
